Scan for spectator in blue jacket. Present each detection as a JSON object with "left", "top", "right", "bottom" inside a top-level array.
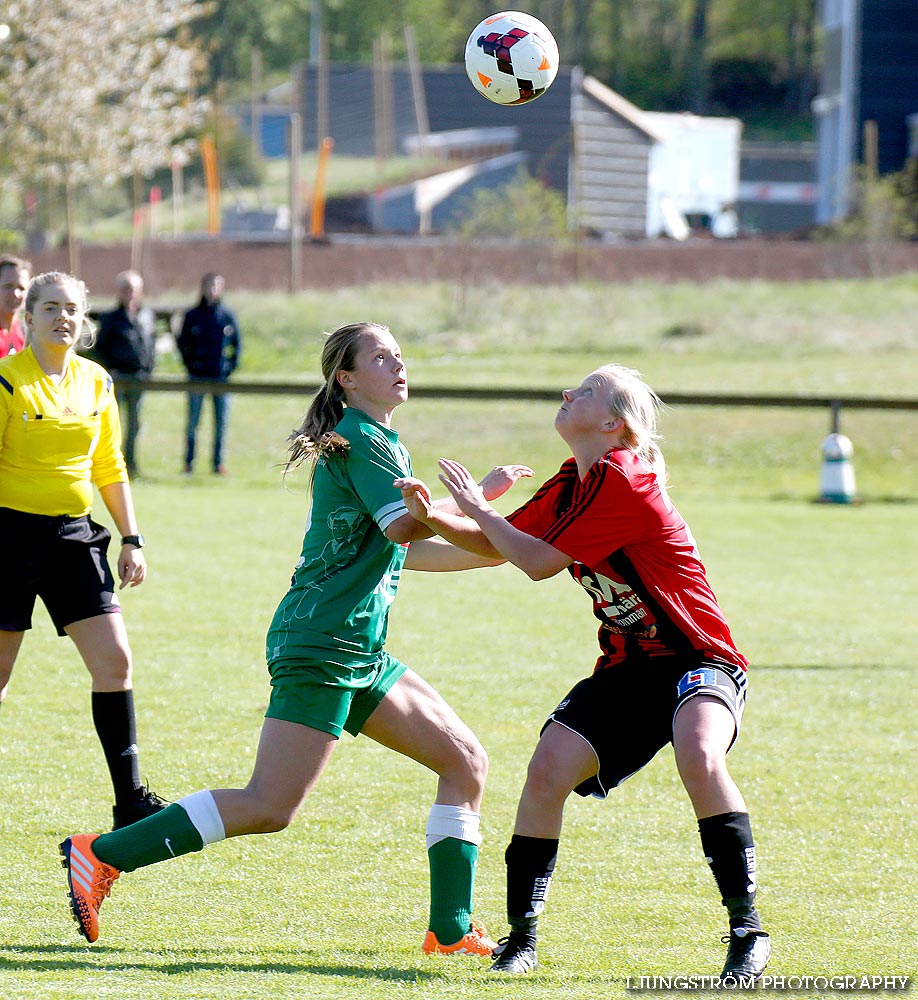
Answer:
[{"left": 177, "top": 273, "right": 241, "bottom": 476}]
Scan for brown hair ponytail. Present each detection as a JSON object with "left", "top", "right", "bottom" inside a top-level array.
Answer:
[{"left": 284, "top": 322, "right": 390, "bottom": 480}]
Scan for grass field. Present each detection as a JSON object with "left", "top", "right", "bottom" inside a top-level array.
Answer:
[
  {"left": 147, "top": 274, "right": 918, "bottom": 399},
  {"left": 1, "top": 277, "right": 916, "bottom": 999}
]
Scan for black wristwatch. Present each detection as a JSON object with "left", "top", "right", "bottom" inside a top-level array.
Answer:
[{"left": 121, "top": 534, "right": 145, "bottom": 548}]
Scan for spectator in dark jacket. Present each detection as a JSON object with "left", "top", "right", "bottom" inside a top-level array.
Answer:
[
  {"left": 94, "top": 271, "right": 157, "bottom": 478},
  {"left": 177, "top": 273, "right": 241, "bottom": 476}
]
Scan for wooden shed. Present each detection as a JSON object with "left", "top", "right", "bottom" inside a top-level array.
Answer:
[
  {"left": 570, "top": 70, "right": 663, "bottom": 239},
  {"left": 570, "top": 72, "right": 741, "bottom": 240},
  {"left": 244, "top": 64, "right": 744, "bottom": 238}
]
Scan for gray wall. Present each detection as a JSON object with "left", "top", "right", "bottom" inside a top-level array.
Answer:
[{"left": 570, "top": 83, "right": 653, "bottom": 238}]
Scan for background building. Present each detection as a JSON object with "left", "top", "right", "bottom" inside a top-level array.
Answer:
[
  {"left": 240, "top": 62, "right": 828, "bottom": 237},
  {"left": 814, "top": 0, "right": 918, "bottom": 223}
]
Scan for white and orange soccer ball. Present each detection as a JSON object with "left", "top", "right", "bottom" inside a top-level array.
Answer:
[{"left": 464, "top": 11, "right": 559, "bottom": 106}]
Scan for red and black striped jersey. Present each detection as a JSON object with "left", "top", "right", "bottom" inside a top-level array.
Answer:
[{"left": 507, "top": 449, "right": 747, "bottom": 672}]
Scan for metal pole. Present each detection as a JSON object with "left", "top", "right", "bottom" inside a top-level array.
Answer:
[
  {"left": 171, "top": 157, "right": 184, "bottom": 239},
  {"left": 289, "top": 113, "right": 303, "bottom": 292},
  {"left": 317, "top": 31, "right": 329, "bottom": 148},
  {"left": 373, "top": 37, "right": 383, "bottom": 162},
  {"left": 380, "top": 33, "right": 395, "bottom": 158},
  {"left": 309, "top": 0, "right": 322, "bottom": 65},
  {"left": 404, "top": 25, "right": 430, "bottom": 142},
  {"left": 292, "top": 60, "right": 307, "bottom": 149},
  {"left": 864, "top": 120, "right": 879, "bottom": 177},
  {"left": 251, "top": 47, "right": 263, "bottom": 163}
]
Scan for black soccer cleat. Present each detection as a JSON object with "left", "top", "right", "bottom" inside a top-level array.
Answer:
[
  {"left": 489, "top": 934, "right": 538, "bottom": 974},
  {"left": 111, "top": 785, "right": 168, "bottom": 830},
  {"left": 721, "top": 930, "right": 771, "bottom": 980}
]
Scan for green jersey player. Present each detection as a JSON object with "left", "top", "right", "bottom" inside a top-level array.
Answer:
[{"left": 60, "top": 321, "right": 532, "bottom": 954}]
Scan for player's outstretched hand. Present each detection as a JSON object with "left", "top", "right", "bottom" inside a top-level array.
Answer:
[
  {"left": 395, "top": 476, "right": 432, "bottom": 521},
  {"left": 478, "top": 464, "right": 534, "bottom": 501},
  {"left": 438, "top": 458, "right": 489, "bottom": 516}
]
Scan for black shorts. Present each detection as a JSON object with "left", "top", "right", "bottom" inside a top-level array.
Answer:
[
  {"left": 0, "top": 507, "right": 120, "bottom": 636},
  {"left": 544, "top": 654, "right": 747, "bottom": 799}
]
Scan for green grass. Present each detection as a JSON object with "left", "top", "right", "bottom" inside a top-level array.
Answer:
[
  {"left": 1, "top": 280, "right": 917, "bottom": 998},
  {"left": 61, "top": 393, "right": 918, "bottom": 504},
  {"left": 145, "top": 274, "right": 918, "bottom": 399},
  {"left": 1, "top": 478, "right": 915, "bottom": 999}
]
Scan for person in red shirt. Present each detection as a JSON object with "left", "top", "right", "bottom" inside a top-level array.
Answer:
[
  {"left": 0, "top": 255, "right": 31, "bottom": 358},
  {"left": 397, "top": 364, "right": 770, "bottom": 982}
]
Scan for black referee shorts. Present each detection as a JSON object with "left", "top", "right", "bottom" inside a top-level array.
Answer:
[
  {"left": 0, "top": 507, "right": 120, "bottom": 636},
  {"left": 544, "top": 654, "right": 747, "bottom": 799}
]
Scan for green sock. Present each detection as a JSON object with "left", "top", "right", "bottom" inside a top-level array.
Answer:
[
  {"left": 428, "top": 837, "right": 478, "bottom": 945},
  {"left": 92, "top": 803, "right": 205, "bottom": 872}
]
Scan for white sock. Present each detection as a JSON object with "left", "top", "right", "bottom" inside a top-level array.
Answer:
[
  {"left": 178, "top": 790, "right": 227, "bottom": 845},
  {"left": 426, "top": 803, "right": 482, "bottom": 849}
]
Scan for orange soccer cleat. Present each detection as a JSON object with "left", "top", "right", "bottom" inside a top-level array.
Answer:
[
  {"left": 422, "top": 919, "right": 497, "bottom": 956},
  {"left": 60, "top": 834, "right": 121, "bottom": 943}
]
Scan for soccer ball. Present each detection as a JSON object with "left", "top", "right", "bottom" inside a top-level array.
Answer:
[{"left": 464, "top": 11, "right": 559, "bottom": 106}]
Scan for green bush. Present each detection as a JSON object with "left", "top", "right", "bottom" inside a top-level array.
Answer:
[
  {"left": 449, "top": 168, "right": 569, "bottom": 243},
  {"left": 0, "top": 228, "right": 25, "bottom": 253},
  {"left": 835, "top": 165, "right": 917, "bottom": 243}
]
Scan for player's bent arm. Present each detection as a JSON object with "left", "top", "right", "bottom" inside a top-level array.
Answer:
[
  {"left": 386, "top": 493, "right": 483, "bottom": 544},
  {"left": 469, "top": 508, "right": 571, "bottom": 581},
  {"left": 384, "top": 510, "right": 441, "bottom": 544},
  {"left": 433, "top": 460, "right": 568, "bottom": 579},
  {"left": 421, "top": 508, "right": 505, "bottom": 559},
  {"left": 391, "top": 470, "right": 531, "bottom": 554},
  {"left": 405, "top": 537, "right": 506, "bottom": 572},
  {"left": 426, "top": 464, "right": 535, "bottom": 519}
]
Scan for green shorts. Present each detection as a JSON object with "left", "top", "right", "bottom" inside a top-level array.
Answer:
[{"left": 265, "top": 650, "right": 407, "bottom": 738}]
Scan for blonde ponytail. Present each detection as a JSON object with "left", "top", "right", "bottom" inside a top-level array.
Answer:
[{"left": 598, "top": 364, "right": 667, "bottom": 481}]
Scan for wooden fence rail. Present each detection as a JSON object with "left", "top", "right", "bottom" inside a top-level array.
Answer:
[
  {"left": 92, "top": 308, "right": 917, "bottom": 435},
  {"left": 130, "top": 377, "right": 917, "bottom": 435}
]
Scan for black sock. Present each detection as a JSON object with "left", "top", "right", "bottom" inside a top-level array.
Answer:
[
  {"left": 698, "top": 811, "right": 763, "bottom": 933},
  {"left": 505, "top": 834, "right": 559, "bottom": 942},
  {"left": 91, "top": 690, "right": 142, "bottom": 804}
]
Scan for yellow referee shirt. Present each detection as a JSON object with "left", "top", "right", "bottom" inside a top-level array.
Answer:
[{"left": 0, "top": 346, "right": 127, "bottom": 517}]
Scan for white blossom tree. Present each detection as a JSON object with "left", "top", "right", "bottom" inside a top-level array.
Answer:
[{"left": 0, "top": 0, "right": 210, "bottom": 265}]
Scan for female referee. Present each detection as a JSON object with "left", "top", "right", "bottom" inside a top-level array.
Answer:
[
  {"left": 396, "top": 364, "right": 771, "bottom": 982},
  {"left": 0, "top": 271, "right": 164, "bottom": 829},
  {"left": 60, "top": 321, "right": 532, "bottom": 952}
]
